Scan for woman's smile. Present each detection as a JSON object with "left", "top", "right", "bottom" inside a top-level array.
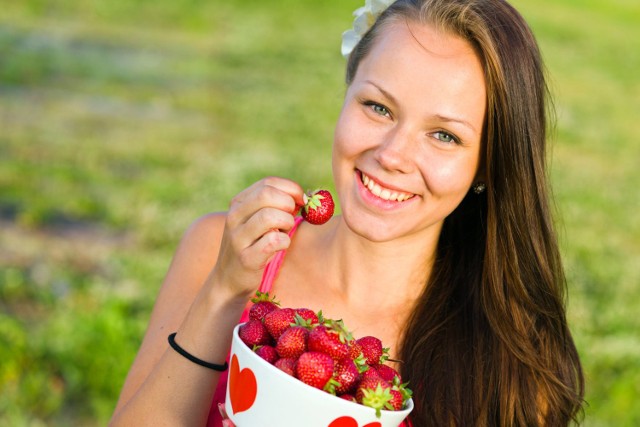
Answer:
[{"left": 359, "top": 170, "right": 416, "bottom": 202}]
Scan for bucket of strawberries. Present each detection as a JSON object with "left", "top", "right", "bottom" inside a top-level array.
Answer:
[{"left": 225, "top": 292, "right": 413, "bottom": 427}]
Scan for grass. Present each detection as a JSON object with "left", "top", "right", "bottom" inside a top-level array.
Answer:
[{"left": 1, "top": 0, "right": 638, "bottom": 425}]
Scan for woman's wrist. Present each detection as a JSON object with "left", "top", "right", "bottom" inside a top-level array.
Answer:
[{"left": 173, "top": 278, "right": 249, "bottom": 364}]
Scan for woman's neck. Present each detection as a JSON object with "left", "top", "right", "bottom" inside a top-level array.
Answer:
[{"left": 319, "top": 216, "right": 438, "bottom": 311}]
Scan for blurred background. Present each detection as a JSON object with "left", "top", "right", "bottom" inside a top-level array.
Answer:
[{"left": 0, "top": 0, "right": 638, "bottom": 425}]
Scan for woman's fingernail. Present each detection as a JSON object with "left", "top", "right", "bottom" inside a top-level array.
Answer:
[{"left": 218, "top": 402, "right": 228, "bottom": 418}]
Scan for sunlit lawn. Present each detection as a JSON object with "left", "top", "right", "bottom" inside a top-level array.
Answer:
[{"left": 0, "top": 0, "right": 638, "bottom": 425}]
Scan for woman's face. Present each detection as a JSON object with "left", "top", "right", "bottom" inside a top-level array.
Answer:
[{"left": 333, "top": 20, "right": 486, "bottom": 243}]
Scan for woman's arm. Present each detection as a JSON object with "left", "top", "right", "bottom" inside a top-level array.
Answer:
[
  {"left": 110, "top": 213, "right": 241, "bottom": 426},
  {"left": 110, "top": 177, "right": 304, "bottom": 426}
]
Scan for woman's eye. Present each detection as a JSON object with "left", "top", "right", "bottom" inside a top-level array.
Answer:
[
  {"left": 364, "top": 101, "right": 390, "bottom": 117},
  {"left": 433, "top": 131, "right": 459, "bottom": 144}
]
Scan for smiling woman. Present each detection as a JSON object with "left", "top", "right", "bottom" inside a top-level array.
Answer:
[{"left": 110, "top": 1, "right": 584, "bottom": 426}]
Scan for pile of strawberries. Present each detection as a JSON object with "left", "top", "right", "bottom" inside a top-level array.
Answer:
[{"left": 238, "top": 292, "right": 412, "bottom": 417}]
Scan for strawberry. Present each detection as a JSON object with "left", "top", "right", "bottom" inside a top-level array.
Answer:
[
  {"left": 356, "top": 369, "right": 389, "bottom": 404},
  {"left": 391, "top": 380, "right": 413, "bottom": 409},
  {"left": 333, "top": 357, "right": 361, "bottom": 395},
  {"left": 238, "top": 319, "right": 272, "bottom": 347},
  {"left": 357, "top": 382, "right": 393, "bottom": 417},
  {"left": 339, "top": 393, "right": 357, "bottom": 403},
  {"left": 301, "top": 189, "right": 335, "bottom": 225},
  {"left": 356, "top": 336, "right": 389, "bottom": 365},
  {"left": 264, "top": 307, "right": 297, "bottom": 340},
  {"left": 254, "top": 345, "right": 279, "bottom": 364},
  {"left": 356, "top": 369, "right": 411, "bottom": 413},
  {"left": 347, "top": 339, "right": 364, "bottom": 360},
  {"left": 387, "top": 388, "right": 405, "bottom": 411},
  {"left": 308, "top": 320, "right": 352, "bottom": 361},
  {"left": 372, "top": 363, "right": 401, "bottom": 383},
  {"left": 276, "top": 325, "right": 309, "bottom": 359},
  {"left": 359, "top": 367, "right": 384, "bottom": 384},
  {"left": 275, "top": 357, "right": 297, "bottom": 376},
  {"left": 249, "top": 291, "right": 280, "bottom": 321},
  {"left": 295, "top": 351, "right": 335, "bottom": 390},
  {"left": 295, "top": 308, "right": 320, "bottom": 325}
]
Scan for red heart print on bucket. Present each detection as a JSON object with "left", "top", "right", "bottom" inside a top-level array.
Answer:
[
  {"left": 328, "top": 416, "right": 382, "bottom": 427},
  {"left": 228, "top": 354, "right": 257, "bottom": 414}
]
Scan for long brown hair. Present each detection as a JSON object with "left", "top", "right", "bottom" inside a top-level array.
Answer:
[{"left": 346, "top": 0, "right": 584, "bottom": 425}]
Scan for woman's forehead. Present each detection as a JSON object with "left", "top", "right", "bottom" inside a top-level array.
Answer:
[
  {"left": 374, "top": 19, "right": 478, "bottom": 64},
  {"left": 353, "top": 21, "right": 486, "bottom": 123},
  {"left": 357, "top": 21, "right": 484, "bottom": 90}
]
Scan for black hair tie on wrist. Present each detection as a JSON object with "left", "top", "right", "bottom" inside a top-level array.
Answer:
[{"left": 167, "top": 332, "right": 228, "bottom": 372}]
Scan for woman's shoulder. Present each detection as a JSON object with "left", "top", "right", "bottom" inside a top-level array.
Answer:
[
  {"left": 182, "top": 212, "right": 227, "bottom": 244},
  {"left": 167, "top": 212, "right": 228, "bottom": 277}
]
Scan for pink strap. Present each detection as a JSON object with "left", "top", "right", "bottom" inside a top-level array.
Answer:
[
  {"left": 259, "top": 215, "right": 304, "bottom": 293},
  {"left": 238, "top": 215, "right": 303, "bottom": 322}
]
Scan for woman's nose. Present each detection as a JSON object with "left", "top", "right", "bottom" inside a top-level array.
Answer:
[{"left": 373, "top": 126, "right": 416, "bottom": 174}]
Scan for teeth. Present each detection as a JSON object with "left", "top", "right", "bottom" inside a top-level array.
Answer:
[{"left": 361, "top": 172, "right": 413, "bottom": 202}]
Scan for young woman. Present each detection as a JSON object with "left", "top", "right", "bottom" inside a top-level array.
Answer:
[{"left": 111, "top": 0, "right": 585, "bottom": 425}]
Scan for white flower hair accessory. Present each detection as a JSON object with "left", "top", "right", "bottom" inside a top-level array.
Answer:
[{"left": 341, "top": 0, "right": 396, "bottom": 58}]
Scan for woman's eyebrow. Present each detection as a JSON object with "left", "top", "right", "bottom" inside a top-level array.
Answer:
[
  {"left": 433, "top": 114, "right": 478, "bottom": 134},
  {"left": 363, "top": 79, "right": 478, "bottom": 134},
  {"left": 363, "top": 80, "right": 398, "bottom": 105}
]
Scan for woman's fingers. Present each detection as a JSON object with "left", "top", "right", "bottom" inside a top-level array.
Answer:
[
  {"left": 231, "top": 207, "right": 296, "bottom": 251},
  {"left": 237, "top": 229, "right": 292, "bottom": 271},
  {"left": 218, "top": 403, "right": 229, "bottom": 419},
  {"left": 226, "top": 177, "right": 304, "bottom": 229},
  {"left": 224, "top": 177, "right": 303, "bottom": 265},
  {"left": 208, "top": 177, "right": 304, "bottom": 296}
]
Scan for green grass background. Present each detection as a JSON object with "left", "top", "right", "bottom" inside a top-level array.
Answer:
[{"left": 0, "top": 0, "right": 638, "bottom": 425}]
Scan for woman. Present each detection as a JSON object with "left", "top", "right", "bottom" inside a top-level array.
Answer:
[{"left": 111, "top": 0, "right": 585, "bottom": 425}]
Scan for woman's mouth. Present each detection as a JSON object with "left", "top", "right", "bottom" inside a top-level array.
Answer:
[{"left": 360, "top": 171, "right": 415, "bottom": 202}]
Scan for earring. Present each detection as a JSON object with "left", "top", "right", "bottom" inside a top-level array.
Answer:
[{"left": 472, "top": 182, "right": 486, "bottom": 194}]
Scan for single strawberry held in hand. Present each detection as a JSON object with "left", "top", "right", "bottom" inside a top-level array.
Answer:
[{"left": 301, "top": 189, "right": 335, "bottom": 225}]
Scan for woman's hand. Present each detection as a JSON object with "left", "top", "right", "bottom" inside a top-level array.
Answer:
[
  {"left": 218, "top": 403, "right": 236, "bottom": 427},
  {"left": 208, "top": 177, "right": 304, "bottom": 299}
]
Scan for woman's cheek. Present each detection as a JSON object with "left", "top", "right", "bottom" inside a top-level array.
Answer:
[
  {"left": 334, "top": 114, "right": 361, "bottom": 155},
  {"left": 425, "top": 158, "right": 475, "bottom": 198}
]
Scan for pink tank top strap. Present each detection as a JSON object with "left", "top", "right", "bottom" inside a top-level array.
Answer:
[
  {"left": 238, "top": 215, "right": 304, "bottom": 323},
  {"left": 259, "top": 215, "right": 304, "bottom": 293}
]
